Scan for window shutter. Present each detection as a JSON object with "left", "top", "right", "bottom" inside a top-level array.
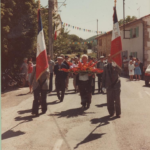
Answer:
[
  {"left": 135, "top": 52, "right": 137, "bottom": 58},
  {"left": 130, "top": 29, "right": 133, "bottom": 38},
  {"left": 136, "top": 26, "right": 139, "bottom": 37}
]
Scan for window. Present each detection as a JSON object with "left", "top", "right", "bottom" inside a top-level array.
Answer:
[
  {"left": 99, "top": 39, "right": 102, "bottom": 46},
  {"left": 130, "top": 26, "right": 139, "bottom": 38},
  {"left": 130, "top": 52, "right": 137, "bottom": 58},
  {"left": 122, "top": 50, "right": 128, "bottom": 58}
]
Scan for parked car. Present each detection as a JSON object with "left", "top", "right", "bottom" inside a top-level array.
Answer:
[{"left": 145, "top": 64, "right": 150, "bottom": 86}]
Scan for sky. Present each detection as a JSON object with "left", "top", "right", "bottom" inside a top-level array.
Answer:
[{"left": 40, "top": 0, "right": 150, "bottom": 39}]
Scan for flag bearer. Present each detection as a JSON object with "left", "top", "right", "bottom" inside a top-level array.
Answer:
[
  {"left": 30, "top": 65, "right": 50, "bottom": 116},
  {"left": 102, "top": 54, "right": 122, "bottom": 118}
]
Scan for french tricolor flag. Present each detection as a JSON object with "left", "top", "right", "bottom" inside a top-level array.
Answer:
[
  {"left": 110, "top": 6, "right": 122, "bottom": 67},
  {"left": 36, "top": 9, "right": 48, "bottom": 80}
]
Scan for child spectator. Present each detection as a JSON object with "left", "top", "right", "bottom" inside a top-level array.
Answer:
[{"left": 128, "top": 60, "right": 135, "bottom": 81}]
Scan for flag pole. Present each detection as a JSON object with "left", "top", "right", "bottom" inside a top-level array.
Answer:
[
  {"left": 38, "top": 0, "right": 40, "bottom": 9},
  {"left": 114, "top": 0, "right": 117, "bottom": 7}
]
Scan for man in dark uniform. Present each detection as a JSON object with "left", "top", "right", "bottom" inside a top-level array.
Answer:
[
  {"left": 54, "top": 57, "right": 68, "bottom": 102},
  {"left": 102, "top": 54, "right": 122, "bottom": 118},
  {"left": 30, "top": 66, "right": 50, "bottom": 116},
  {"left": 63, "top": 55, "right": 70, "bottom": 91},
  {"left": 97, "top": 56, "right": 104, "bottom": 93}
]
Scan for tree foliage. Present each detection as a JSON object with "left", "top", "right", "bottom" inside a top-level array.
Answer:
[
  {"left": 1, "top": 0, "right": 37, "bottom": 71},
  {"left": 1, "top": 1, "right": 88, "bottom": 71},
  {"left": 53, "top": 30, "right": 88, "bottom": 57},
  {"left": 119, "top": 16, "right": 137, "bottom": 26}
]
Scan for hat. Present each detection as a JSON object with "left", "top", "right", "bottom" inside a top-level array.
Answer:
[
  {"left": 57, "top": 57, "right": 63, "bottom": 60},
  {"left": 100, "top": 56, "right": 104, "bottom": 59}
]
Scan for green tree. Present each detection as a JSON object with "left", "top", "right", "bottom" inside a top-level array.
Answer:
[
  {"left": 1, "top": 0, "right": 37, "bottom": 71},
  {"left": 119, "top": 16, "right": 137, "bottom": 26}
]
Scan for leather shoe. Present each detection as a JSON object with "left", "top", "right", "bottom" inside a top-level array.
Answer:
[{"left": 116, "top": 115, "right": 121, "bottom": 118}]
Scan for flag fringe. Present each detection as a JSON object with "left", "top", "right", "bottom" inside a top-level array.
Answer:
[{"left": 36, "top": 66, "right": 48, "bottom": 81}]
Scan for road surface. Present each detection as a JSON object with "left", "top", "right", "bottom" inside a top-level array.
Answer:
[{"left": 1, "top": 77, "right": 150, "bottom": 150}]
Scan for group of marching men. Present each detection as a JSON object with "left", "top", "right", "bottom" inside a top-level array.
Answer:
[{"left": 30, "top": 54, "right": 122, "bottom": 118}]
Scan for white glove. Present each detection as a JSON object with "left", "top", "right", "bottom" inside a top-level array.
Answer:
[
  {"left": 102, "top": 87, "right": 106, "bottom": 93},
  {"left": 112, "top": 62, "right": 117, "bottom": 67}
]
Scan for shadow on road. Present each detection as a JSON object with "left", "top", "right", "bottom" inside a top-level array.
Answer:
[
  {"left": 74, "top": 133, "right": 105, "bottom": 149},
  {"left": 2, "top": 130, "right": 25, "bottom": 140},
  {"left": 14, "top": 115, "right": 38, "bottom": 122},
  {"left": 49, "top": 108, "right": 95, "bottom": 118},
  {"left": 1, "top": 87, "right": 21, "bottom": 94},
  {"left": 17, "top": 109, "right": 32, "bottom": 114},
  {"left": 65, "top": 92, "right": 76, "bottom": 95},
  {"left": 68, "top": 89, "right": 75, "bottom": 92},
  {"left": 95, "top": 103, "right": 107, "bottom": 108},
  {"left": 91, "top": 115, "right": 117, "bottom": 126},
  {"left": 74, "top": 115, "right": 116, "bottom": 149},
  {"left": 143, "top": 85, "right": 150, "bottom": 88},
  {"left": 16, "top": 92, "right": 30, "bottom": 96},
  {"left": 47, "top": 100, "right": 60, "bottom": 105},
  {"left": 93, "top": 93, "right": 106, "bottom": 95},
  {"left": 48, "top": 93, "right": 57, "bottom": 96},
  {"left": 48, "top": 92, "right": 76, "bottom": 97}
]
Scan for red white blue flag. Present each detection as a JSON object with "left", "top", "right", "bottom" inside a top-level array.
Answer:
[
  {"left": 110, "top": 6, "right": 122, "bottom": 67},
  {"left": 36, "top": 9, "right": 48, "bottom": 80}
]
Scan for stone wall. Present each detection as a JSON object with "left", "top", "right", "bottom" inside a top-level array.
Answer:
[{"left": 143, "top": 16, "right": 150, "bottom": 68}]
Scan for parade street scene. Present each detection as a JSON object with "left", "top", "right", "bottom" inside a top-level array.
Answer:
[{"left": 1, "top": 0, "right": 150, "bottom": 150}]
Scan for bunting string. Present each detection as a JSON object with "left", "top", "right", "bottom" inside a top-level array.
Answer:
[
  {"left": 61, "top": 22, "right": 108, "bottom": 34},
  {"left": 60, "top": 40, "right": 97, "bottom": 45}
]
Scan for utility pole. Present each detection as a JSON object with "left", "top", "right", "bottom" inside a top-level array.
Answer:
[
  {"left": 123, "top": 0, "right": 125, "bottom": 39},
  {"left": 137, "top": 6, "right": 141, "bottom": 18},
  {"left": 97, "top": 19, "right": 98, "bottom": 58},
  {"left": 49, "top": 0, "right": 54, "bottom": 59}
]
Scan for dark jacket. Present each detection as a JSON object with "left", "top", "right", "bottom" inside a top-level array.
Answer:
[
  {"left": 63, "top": 61, "right": 70, "bottom": 69},
  {"left": 102, "top": 63, "right": 122, "bottom": 89},
  {"left": 30, "top": 65, "right": 50, "bottom": 91},
  {"left": 54, "top": 63, "right": 68, "bottom": 81}
]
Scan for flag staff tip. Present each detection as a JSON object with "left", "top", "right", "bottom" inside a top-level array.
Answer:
[
  {"left": 38, "top": 0, "right": 40, "bottom": 9},
  {"left": 114, "top": 0, "right": 117, "bottom": 7}
]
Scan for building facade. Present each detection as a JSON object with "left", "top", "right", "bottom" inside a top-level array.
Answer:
[{"left": 96, "top": 14, "right": 150, "bottom": 67}]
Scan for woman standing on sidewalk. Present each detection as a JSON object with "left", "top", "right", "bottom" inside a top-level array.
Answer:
[
  {"left": 77, "top": 54, "right": 93, "bottom": 109},
  {"left": 134, "top": 58, "right": 142, "bottom": 80}
]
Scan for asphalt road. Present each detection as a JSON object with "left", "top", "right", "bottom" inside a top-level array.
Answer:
[{"left": 1, "top": 77, "right": 150, "bottom": 150}]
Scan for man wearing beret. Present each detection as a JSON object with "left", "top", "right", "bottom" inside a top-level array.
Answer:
[
  {"left": 63, "top": 55, "right": 70, "bottom": 91},
  {"left": 54, "top": 57, "right": 68, "bottom": 102},
  {"left": 102, "top": 54, "right": 122, "bottom": 118}
]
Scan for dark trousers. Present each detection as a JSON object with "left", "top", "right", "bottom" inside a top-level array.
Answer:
[
  {"left": 92, "top": 78, "right": 95, "bottom": 94},
  {"left": 107, "top": 87, "right": 121, "bottom": 116},
  {"left": 78, "top": 80, "right": 92, "bottom": 106},
  {"left": 49, "top": 73, "right": 53, "bottom": 92},
  {"left": 97, "top": 73, "right": 103, "bottom": 92},
  {"left": 56, "top": 79, "right": 65, "bottom": 101},
  {"left": 32, "top": 86, "right": 47, "bottom": 114}
]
